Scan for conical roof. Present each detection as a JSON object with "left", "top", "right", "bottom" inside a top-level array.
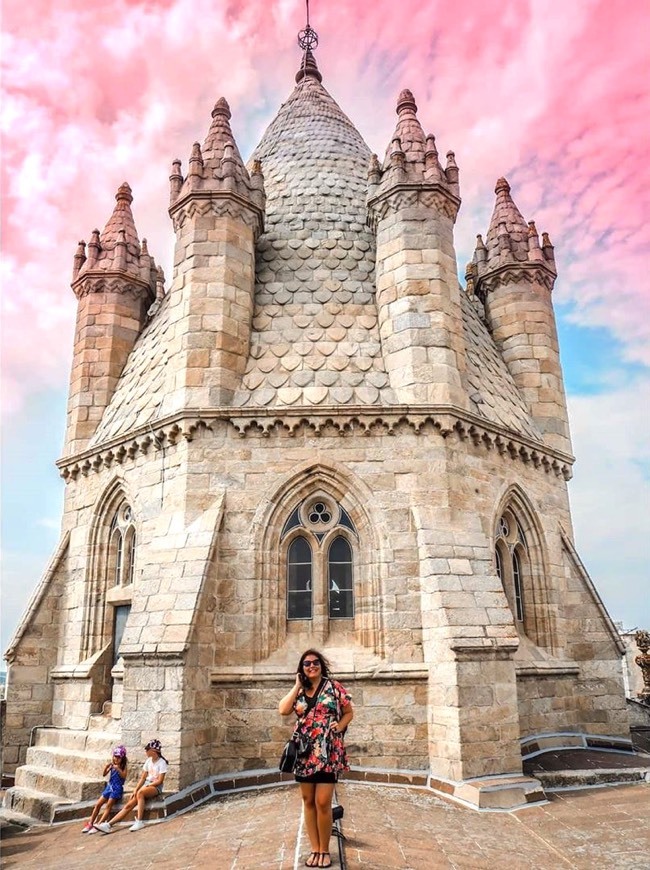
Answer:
[
  {"left": 234, "top": 69, "right": 397, "bottom": 408},
  {"left": 484, "top": 177, "right": 530, "bottom": 264}
]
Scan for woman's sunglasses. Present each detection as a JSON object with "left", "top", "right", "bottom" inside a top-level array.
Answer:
[{"left": 303, "top": 659, "right": 321, "bottom": 668}]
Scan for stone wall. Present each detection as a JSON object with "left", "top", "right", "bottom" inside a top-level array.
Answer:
[{"left": 2, "top": 536, "right": 68, "bottom": 776}]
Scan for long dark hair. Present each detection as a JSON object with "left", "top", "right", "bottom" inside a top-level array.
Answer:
[{"left": 297, "top": 649, "right": 331, "bottom": 679}]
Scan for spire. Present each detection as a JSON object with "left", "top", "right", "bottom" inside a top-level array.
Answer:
[
  {"left": 100, "top": 182, "right": 140, "bottom": 251},
  {"left": 296, "top": 0, "right": 322, "bottom": 83},
  {"left": 473, "top": 178, "right": 557, "bottom": 292},
  {"left": 170, "top": 97, "right": 259, "bottom": 206},
  {"left": 73, "top": 182, "right": 157, "bottom": 298},
  {"left": 484, "top": 177, "right": 529, "bottom": 265},
  {"left": 383, "top": 89, "right": 426, "bottom": 171}
]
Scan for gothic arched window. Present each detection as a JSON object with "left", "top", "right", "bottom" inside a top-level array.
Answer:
[
  {"left": 287, "top": 536, "right": 313, "bottom": 619},
  {"left": 282, "top": 494, "right": 357, "bottom": 622},
  {"left": 495, "top": 508, "right": 530, "bottom": 628},
  {"left": 108, "top": 503, "right": 137, "bottom": 588}
]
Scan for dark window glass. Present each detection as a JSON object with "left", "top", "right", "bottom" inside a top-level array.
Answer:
[
  {"left": 125, "top": 531, "right": 136, "bottom": 585},
  {"left": 328, "top": 537, "right": 354, "bottom": 618},
  {"left": 114, "top": 531, "right": 123, "bottom": 586},
  {"left": 339, "top": 507, "right": 357, "bottom": 535},
  {"left": 495, "top": 545, "right": 503, "bottom": 582},
  {"left": 281, "top": 506, "right": 302, "bottom": 539},
  {"left": 112, "top": 604, "right": 131, "bottom": 665},
  {"left": 512, "top": 549, "right": 524, "bottom": 621},
  {"left": 287, "top": 537, "right": 312, "bottom": 620}
]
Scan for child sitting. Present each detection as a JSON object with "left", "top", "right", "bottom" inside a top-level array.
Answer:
[
  {"left": 95, "top": 739, "right": 168, "bottom": 833},
  {"left": 82, "top": 745, "right": 128, "bottom": 833}
]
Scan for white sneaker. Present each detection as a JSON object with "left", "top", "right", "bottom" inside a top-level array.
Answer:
[
  {"left": 87, "top": 826, "right": 98, "bottom": 835},
  {"left": 94, "top": 822, "right": 112, "bottom": 834},
  {"left": 129, "top": 820, "right": 145, "bottom": 831}
]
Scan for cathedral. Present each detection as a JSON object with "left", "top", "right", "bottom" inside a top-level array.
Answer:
[{"left": 3, "top": 32, "right": 630, "bottom": 816}]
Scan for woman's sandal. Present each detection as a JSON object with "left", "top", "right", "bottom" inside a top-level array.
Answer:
[
  {"left": 319, "top": 854, "right": 332, "bottom": 868},
  {"left": 305, "top": 853, "right": 320, "bottom": 867}
]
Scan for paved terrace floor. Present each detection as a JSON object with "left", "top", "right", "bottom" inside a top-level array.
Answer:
[{"left": 3, "top": 780, "right": 650, "bottom": 870}]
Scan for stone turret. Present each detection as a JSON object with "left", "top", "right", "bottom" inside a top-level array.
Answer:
[
  {"left": 65, "top": 183, "right": 157, "bottom": 455},
  {"left": 165, "top": 98, "right": 265, "bottom": 410},
  {"left": 471, "top": 178, "right": 571, "bottom": 454},
  {"left": 367, "top": 89, "right": 467, "bottom": 407}
]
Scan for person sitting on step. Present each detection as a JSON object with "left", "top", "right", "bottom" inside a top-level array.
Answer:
[
  {"left": 81, "top": 745, "right": 128, "bottom": 834},
  {"left": 94, "top": 739, "right": 167, "bottom": 833}
]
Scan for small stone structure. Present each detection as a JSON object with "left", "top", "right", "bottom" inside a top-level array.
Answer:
[{"left": 2, "top": 39, "right": 630, "bottom": 815}]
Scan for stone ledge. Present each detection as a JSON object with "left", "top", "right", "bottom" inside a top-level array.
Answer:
[
  {"left": 210, "top": 663, "right": 429, "bottom": 685},
  {"left": 520, "top": 731, "right": 634, "bottom": 759}
]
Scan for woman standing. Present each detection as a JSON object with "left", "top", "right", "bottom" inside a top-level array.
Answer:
[{"left": 278, "top": 650, "right": 354, "bottom": 869}]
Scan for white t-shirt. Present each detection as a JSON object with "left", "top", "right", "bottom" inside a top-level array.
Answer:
[{"left": 143, "top": 756, "right": 168, "bottom": 786}]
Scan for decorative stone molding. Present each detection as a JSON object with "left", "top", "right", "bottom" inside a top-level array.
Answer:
[
  {"left": 169, "top": 190, "right": 264, "bottom": 237},
  {"left": 367, "top": 182, "right": 460, "bottom": 228},
  {"left": 474, "top": 261, "right": 556, "bottom": 300},
  {"left": 71, "top": 272, "right": 155, "bottom": 301},
  {"left": 56, "top": 406, "right": 574, "bottom": 484}
]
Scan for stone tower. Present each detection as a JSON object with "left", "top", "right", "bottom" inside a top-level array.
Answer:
[
  {"left": 65, "top": 183, "right": 158, "bottom": 456},
  {"left": 3, "top": 33, "right": 628, "bottom": 819},
  {"left": 469, "top": 178, "right": 571, "bottom": 455}
]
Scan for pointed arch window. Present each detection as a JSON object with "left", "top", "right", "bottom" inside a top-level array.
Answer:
[
  {"left": 328, "top": 537, "right": 354, "bottom": 618},
  {"left": 282, "top": 494, "right": 357, "bottom": 622},
  {"left": 108, "top": 502, "right": 137, "bottom": 588},
  {"left": 495, "top": 508, "right": 528, "bottom": 624},
  {"left": 287, "top": 537, "right": 313, "bottom": 620}
]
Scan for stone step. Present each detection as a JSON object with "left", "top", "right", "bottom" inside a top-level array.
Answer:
[
  {"left": 537, "top": 767, "right": 650, "bottom": 790},
  {"left": 34, "top": 727, "right": 119, "bottom": 754},
  {"left": 3, "top": 786, "right": 75, "bottom": 824},
  {"left": 15, "top": 764, "right": 103, "bottom": 802},
  {"left": 25, "top": 745, "right": 122, "bottom": 780}
]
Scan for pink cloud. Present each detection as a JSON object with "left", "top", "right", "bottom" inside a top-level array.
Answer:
[{"left": 2, "top": 0, "right": 649, "bottom": 418}]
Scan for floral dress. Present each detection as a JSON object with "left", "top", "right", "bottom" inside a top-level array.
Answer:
[{"left": 292, "top": 678, "right": 352, "bottom": 778}]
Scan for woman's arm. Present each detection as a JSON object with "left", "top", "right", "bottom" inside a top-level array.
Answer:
[
  {"left": 149, "top": 770, "right": 166, "bottom": 788},
  {"left": 332, "top": 701, "right": 354, "bottom": 733},
  {"left": 133, "top": 770, "right": 147, "bottom": 795},
  {"left": 102, "top": 762, "right": 112, "bottom": 776},
  {"left": 278, "top": 673, "right": 303, "bottom": 716},
  {"left": 117, "top": 765, "right": 128, "bottom": 781}
]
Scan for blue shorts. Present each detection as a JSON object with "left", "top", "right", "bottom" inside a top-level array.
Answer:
[{"left": 102, "top": 784, "right": 123, "bottom": 800}]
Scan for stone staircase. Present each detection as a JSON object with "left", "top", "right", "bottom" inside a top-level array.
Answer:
[{"left": 3, "top": 713, "right": 123, "bottom": 823}]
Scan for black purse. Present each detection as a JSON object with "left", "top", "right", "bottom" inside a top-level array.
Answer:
[{"left": 279, "top": 734, "right": 310, "bottom": 773}]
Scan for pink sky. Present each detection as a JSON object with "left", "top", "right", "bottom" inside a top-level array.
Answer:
[
  {"left": 2, "top": 0, "right": 649, "bottom": 418},
  {"left": 1, "top": 1, "right": 650, "bottom": 644}
]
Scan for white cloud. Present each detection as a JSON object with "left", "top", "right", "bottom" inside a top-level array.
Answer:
[{"left": 567, "top": 376, "right": 650, "bottom": 628}]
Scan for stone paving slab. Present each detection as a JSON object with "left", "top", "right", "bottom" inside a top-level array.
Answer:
[{"left": 2, "top": 781, "right": 650, "bottom": 870}]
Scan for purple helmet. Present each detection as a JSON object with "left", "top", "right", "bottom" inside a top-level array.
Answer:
[
  {"left": 112, "top": 745, "right": 127, "bottom": 758},
  {"left": 144, "top": 739, "right": 162, "bottom": 754}
]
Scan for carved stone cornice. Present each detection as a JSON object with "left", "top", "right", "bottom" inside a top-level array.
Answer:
[
  {"left": 367, "top": 182, "right": 461, "bottom": 228},
  {"left": 56, "top": 405, "right": 574, "bottom": 484},
  {"left": 169, "top": 189, "right": 264, "bottom": 238},
  {"left": 71, "top": 270, "right": 155, "bottom": 302},
  {"left": 475, "top": 261, "right": 556, "bottom": 301}
]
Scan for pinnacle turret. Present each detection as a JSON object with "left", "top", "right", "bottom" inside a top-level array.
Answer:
[
  {"left": 72, "top": 183, "right": 157, "bottom": 299},
  {"left": 472, "top": 178, "right": 557, "bottom": 285},
  {"left": 371, "top": 89, "right": 460, "bottom": 203},
  {"left": 169, "top": 98, "right": 265, "bottom": 212},
  {"left": 382, "top": 89, "right": 426, "bottom": 173}
]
